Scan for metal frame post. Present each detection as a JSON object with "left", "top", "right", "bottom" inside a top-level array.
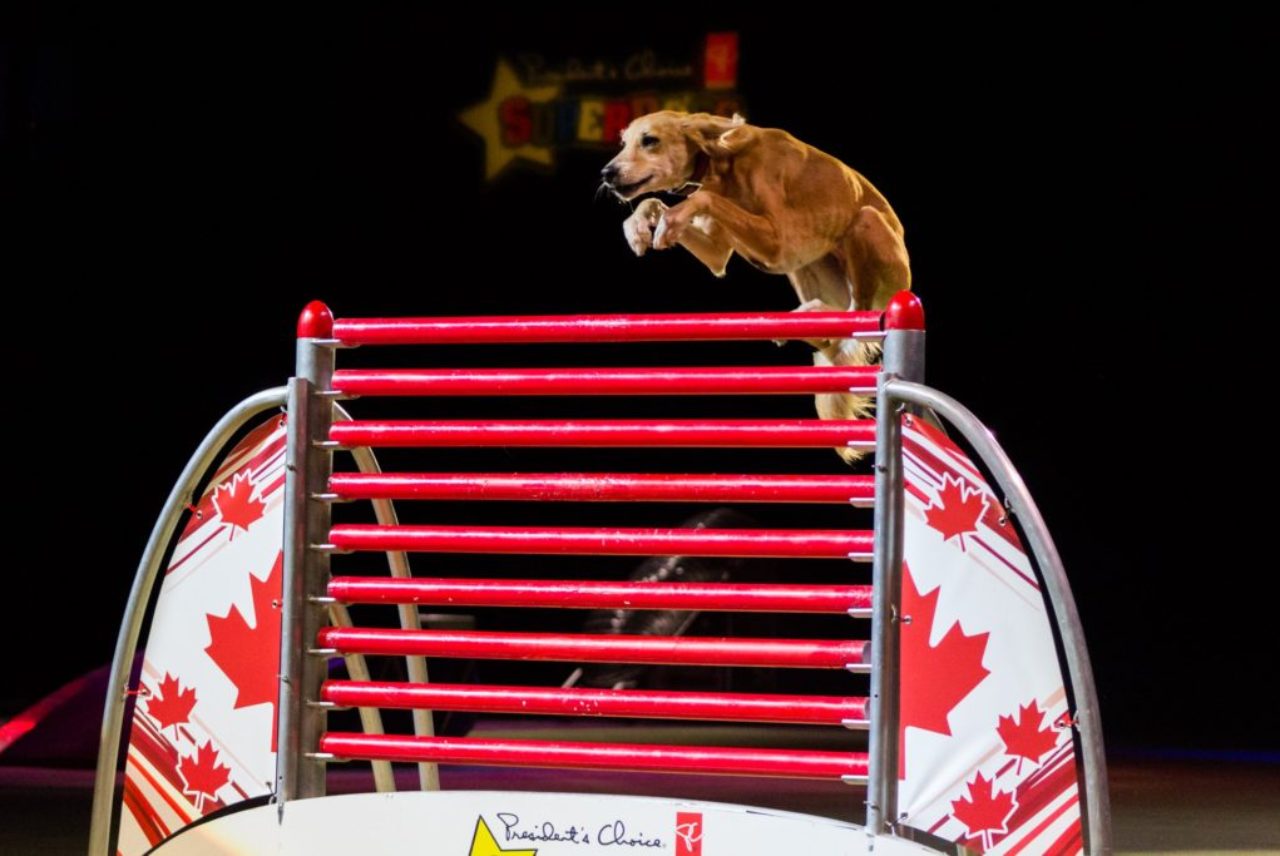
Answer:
[
  {"left": 276, "top": 302, "right": 337, "bottom": 805},
  {"left": 866, "top": 293, "right": 926, "bottom": 835}
]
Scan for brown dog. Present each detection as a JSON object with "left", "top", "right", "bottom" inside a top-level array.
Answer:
[{"left": 601, "top": 111, "right": 912, "bottom": 463}]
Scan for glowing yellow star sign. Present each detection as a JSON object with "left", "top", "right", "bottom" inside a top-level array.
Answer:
[
  {"left": 459, "top": 59, "right": 561, "bottom": 180},
  {"left": 468, "top": 816, "right": 538, "bottom": 856}
]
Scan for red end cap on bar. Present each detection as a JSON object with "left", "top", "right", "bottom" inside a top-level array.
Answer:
[
  {"left": 297, "top": 300, "right": 334, "bottom": 338},
  {"left": 883, "top": 291, "right": 925, "bottom": 331}
]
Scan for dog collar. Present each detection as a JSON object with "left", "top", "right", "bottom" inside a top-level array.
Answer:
[{"left": 672, "top": 152, "right": 710, "bottom": 196}]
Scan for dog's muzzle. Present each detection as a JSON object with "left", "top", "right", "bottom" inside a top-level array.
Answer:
[{"left": 601, "top": 164, "right": 653, "bottom": 198}]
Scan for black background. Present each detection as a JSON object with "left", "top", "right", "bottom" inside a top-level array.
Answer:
[{"left": 3, "top": 9, "right": 1272, "bottom": 753}]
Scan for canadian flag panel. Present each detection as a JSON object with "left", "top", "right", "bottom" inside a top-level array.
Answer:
[
  {"left": 899, "top": 417, "right": 1083, "bottom": 854},
  {"left": 117, "top": 416, "right": 287, "bottom": 854}
]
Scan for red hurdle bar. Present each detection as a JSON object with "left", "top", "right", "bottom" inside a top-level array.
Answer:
[
  {"left": 320, "top": 682, "right": 868, "bottom": 726},
  {"left": 318, "top": 733, "right": 870, "bottom": 780},
  {"left": 330, "top": 366, "right": 880, "bottom": 397},
  {"left": 325, "top": 525, "right": 874, "bottom": 559},
  {"left": 316, "top": 628, "right": 868, "bottom": 669},
  {"left": 331, "top": 310, "right": 883, "bottom": 346},
  {"left": 326, "top": 472, "right": 876, "bottom": 505},
  {"left": 328, "top": 419, "right": 877, "bottom": 449},
  {"left": 327, "top": 578, "right": 873, "bottom": 614}
]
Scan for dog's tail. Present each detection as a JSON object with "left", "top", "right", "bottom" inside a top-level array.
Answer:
[{"left": 815, "top": 338, "right": 881, "bottom": 465}]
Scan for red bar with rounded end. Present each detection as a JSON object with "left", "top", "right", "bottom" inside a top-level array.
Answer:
[
  {"left": 329, "top": 419, "right": 876, "bottom": 449},
  {"left": 327, "top": 472, "right": 876, "bottom": 505},
  {"left": 317, "top": 628, "right": 867, "bottom": 669},
  {"left": 883, "top": 291, "right": 925, "bottom": 331},
  {"left": 330, "top": 366, "right": 879, "bottom": 397},
  {"left": 332, "top": 311, "right": 882, "bottom": 346},
  {"left": 297, "top": 300, "right": 334, "bottom": 338},
  {"left": 320, "top": 681, "right": 868, "bottom": 726},
  {"left": 318, "top": 733, "right": 869, "bottom": 780},
  {"left": 326, "top": 525, "right": 874, "bottom": 559},
  {"left": 326, "top": 577, "right": 873, "bottom": 614}
]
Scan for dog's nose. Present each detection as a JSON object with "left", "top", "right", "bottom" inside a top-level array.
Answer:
[{"left": 601, "top": 164, "right": 619, "bottom": 184}]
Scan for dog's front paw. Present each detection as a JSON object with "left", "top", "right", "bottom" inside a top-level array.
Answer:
[
  {"left": 623, "top": 214, "right": 655, "bottom": 256},
  {"left": 622, "top": 199, "right": 665, "bottom": 257}
]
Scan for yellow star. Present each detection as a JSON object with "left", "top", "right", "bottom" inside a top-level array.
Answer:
[
  {"left": 468, "top": 816, "right": 538, "bottom": 856},
  {"left": 459, "top": 59, "right": 562, "bottom": 180}
]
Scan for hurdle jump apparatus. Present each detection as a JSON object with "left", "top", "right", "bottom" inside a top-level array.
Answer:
[{"left": 90, "top": 293, "right": 1110, "bottom": 855}]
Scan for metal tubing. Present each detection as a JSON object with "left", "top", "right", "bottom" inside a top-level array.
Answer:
[
  {"left": 318, "top": 733, "right": 870, "bottom": 781},
  {"left": 865, "top": 327, "right": 925, "bottom": 834},
  {"left": 327, "top": 577, "right": 873, "bottom": 615},
  {"left": 88, "top": 387, "right": 287, "bottom": 856},
  {"left": 330, "top": 366, "right": 879, "bottom": 397},
  {"left": 332, "top": 311, "right": 883, "bottom": 346},
  {"left": 320, "top": 681, "right": 868, "bottom": 726},
  {"left": 276, "top": 338, "right": 336, "bottom": 805},
  {"left": 317, "top": 627, "right": 867, "bottom": 669},
  {"left": 884, "top": 379, "right": 1112, "bottom": 855},
  {"left": 327, "top": 472, "right": 875, "bottom": 506},
  {"left": 329, "top": 419, "right": 877, "bottom": 449},
  {"left": 334, "top": 405, "right": 437, "bottom": 791},
  {"left": 326, "top": 525, "right": 874, "bottom": 559}
]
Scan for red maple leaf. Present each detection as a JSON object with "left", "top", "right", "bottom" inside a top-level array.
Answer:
[
  {"left": 145, "top": 672, "right": 197, "bottom": 735},
  {"left": 997, "top": 699, "right": 1059, "bottom": 773},
  {"left": 951, "top": 771, "right": 1017, "bottom": 852},
  {"left": 898, "top": 563, "right": 991, "bottom": 778},
  {"left": 205, "top": 551, "right": 282, "bottom": 750},
  {"left": 924, "top": 473, "right": 988, "bottom": 549},
  {"left": 212, "top": 472, "right": 266, "bottom": 538},
  {"left": 178, "top": 740, "right": 231, "bottom": 813}
]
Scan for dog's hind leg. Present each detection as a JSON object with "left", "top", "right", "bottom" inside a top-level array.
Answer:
[
  {"left": 847, "top": 205, "right": 911, "bottom": 310},
  {"left": 812, "top": 207, "right": 908, "bottom": 464},
  {"left": 786, "top": 257, "right": 877, "bottom": 466},
  {"left": 815, "top": 338, "right": 878, "bottom": 466},
  {"left": 784, "top": 256, "right": 852, "bottom": 348}
]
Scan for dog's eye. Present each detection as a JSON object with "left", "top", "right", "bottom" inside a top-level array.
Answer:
[{"left": 641, "top": 134, "right": 659, "bottom": 148}]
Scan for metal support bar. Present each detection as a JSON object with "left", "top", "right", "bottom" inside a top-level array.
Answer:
[
  {"left": 276, "top": 332, "right": 336, "bottom": 805},
  {"left": 866, "top": 325, "right": 926, "bottom": 835},
  {"left": 883, "top": 379, "right": 1112, "bottom": 856},
  {"left": 88, "top": 387, "right": 287, "bottom": 856}
]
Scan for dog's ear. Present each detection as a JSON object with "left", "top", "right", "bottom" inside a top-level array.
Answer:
[{"left": 680, "top": 112, "right": 756, "bottom": 157}]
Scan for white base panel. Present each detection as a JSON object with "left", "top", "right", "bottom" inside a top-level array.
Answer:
[{"left": 152, "top": 790, "right": 942, "bottom": 855}]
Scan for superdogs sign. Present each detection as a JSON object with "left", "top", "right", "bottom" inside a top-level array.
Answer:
[{"left": 460, "top": 33, "right": 743, "bottom": 179}]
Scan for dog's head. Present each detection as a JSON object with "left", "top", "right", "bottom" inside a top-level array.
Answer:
[{"left": 601, "top": 111, "right": 746, "bottom": 200}]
